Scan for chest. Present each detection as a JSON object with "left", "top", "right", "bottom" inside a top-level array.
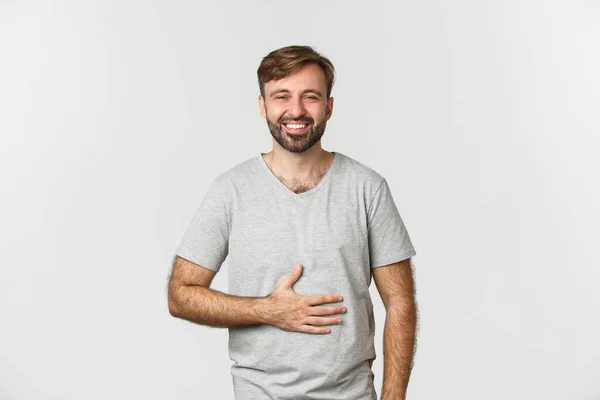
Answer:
[
  {"left": 231, "top": 189, "right": 368, "bottom": 251},
  {"left": 225, "top": 186, "right": 372, "bottom": 295}
]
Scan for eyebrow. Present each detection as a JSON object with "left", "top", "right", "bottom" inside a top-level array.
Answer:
[{"left": 269, "top": 89, "right": 323, "bottom": 97}]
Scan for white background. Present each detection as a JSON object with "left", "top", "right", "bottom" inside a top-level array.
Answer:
[{"left": 1, "top": 1, "right": 599, "bottom": 399}]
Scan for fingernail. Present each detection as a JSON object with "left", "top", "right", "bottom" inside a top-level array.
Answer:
[
  {"left": 342, "top": 308, "right": 346, "bottom": 313},
  {"left": 338, "top": 296, "right": 343, "bottom": 301}
]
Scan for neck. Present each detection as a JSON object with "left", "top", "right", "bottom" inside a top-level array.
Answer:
[{"left": 262, "top": 143, "right": 333, "bottom": 181}]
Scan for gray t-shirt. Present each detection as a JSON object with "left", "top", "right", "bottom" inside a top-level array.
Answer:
[{"left": 176, "top": 151, "right": 416, "bottom": 400}]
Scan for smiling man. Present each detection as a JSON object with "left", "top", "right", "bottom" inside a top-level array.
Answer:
[
  {"left": 168, "top": 45, "right": 418, "bottom": 400},
  {"left": 261, "top": 62, "right": 330, "bottom": 155}
]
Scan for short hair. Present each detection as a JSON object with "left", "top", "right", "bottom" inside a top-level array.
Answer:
[{"left": 257, "top": 45, "right": 336, "bottom": 98}]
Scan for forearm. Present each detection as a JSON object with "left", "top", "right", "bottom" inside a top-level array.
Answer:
[
  {"left": 381, "top": 299, "right": 417, "bottom": 400},
  {"left": 169, "top": 284, "right": 270, "bottom": 328}
]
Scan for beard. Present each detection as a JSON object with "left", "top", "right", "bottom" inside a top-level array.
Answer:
[{"left": 266, "top": 111, "right": 327, "bottom": 154}]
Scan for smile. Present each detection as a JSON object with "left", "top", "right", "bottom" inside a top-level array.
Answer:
[{"left": 283, "top": 123, "right": 310, "bottom": 134}]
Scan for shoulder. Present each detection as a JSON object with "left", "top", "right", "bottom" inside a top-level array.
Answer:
[
  {"left": 334, "top": 151, "right": 386, "bottom": 194},
  {"left": 207, "top": 155, "right": 261, "bottom": 193}
]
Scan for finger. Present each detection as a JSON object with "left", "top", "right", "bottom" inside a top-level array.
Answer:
[
  {"left": 298, "top": 325, "right": 331, "bottom": 334},
  {"left": 277, "top": 264, "right": 303, "bottom": 290},
  {"left": 307, "top": 294, "right": 343, "bottom": 306},
  {"left": 304, "top": 316, "right": 342, "bottom": 326},
  {"left": 309, "top": 306, "right": 347, "bottom": 316}
]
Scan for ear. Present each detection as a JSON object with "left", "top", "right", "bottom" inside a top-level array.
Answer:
[
  {"left": 325, "top": 97, "right": 334, "bottom": 121},
  {"left": 258, "top": 95, "right": 266, "bottom": 119}
]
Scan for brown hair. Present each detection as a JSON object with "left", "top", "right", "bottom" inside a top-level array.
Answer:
[{"left": 257, "top": 45, "right": 336, "bottom": 98}]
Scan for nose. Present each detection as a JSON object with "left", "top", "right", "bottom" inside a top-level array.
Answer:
[{"left": 287, "top": 96, "right": 307, "bottom": 119}]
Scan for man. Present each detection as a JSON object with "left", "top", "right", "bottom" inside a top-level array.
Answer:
[{"left": 168, "top": 45, "right": 417, "bottom": 400}]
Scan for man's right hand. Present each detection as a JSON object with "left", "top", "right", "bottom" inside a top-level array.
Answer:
[{"left": 264, "top": 264, "right": 346, "bottom": 334}]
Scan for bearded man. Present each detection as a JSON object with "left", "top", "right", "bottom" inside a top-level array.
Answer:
[{"left": 168, "top": 45, "right": 418, "bottom": 400}]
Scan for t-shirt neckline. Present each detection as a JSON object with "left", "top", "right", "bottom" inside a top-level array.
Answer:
[{"left": 257, "top": 151, "right": 340, "bottom": 199}]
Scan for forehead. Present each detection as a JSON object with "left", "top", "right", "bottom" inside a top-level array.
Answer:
[{"left": 264, "top": 63, "right": 327, "bottom": 95}]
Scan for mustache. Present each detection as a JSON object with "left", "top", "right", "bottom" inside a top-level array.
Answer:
[{"left": 278, "top": 116, "right": 314, "bottom": 124}]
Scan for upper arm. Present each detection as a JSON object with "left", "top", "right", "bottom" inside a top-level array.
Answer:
[
  {"left": 367, "top": 179, "right": 416, "bottom": 269},
  {"left": 372, "top": 258, "right": 415, "bottom": 309},
  {"left": 169, "top": 255, "right": 217, "bottom": 289},
  {"left": 175, "top": 177, "right": 231, "bottom": 273}
]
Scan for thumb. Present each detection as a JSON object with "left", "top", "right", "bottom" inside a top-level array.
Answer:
[{"left": 278, "top": 264, "right": 303, "bottom": 290}]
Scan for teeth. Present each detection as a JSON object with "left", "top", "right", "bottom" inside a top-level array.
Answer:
[{"left": 286, "top": 124, "right": 306, "bottom": 129}]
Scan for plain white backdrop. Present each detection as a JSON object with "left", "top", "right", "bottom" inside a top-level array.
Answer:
[{"left": 1, "top": 1, "right": 599, "bottom": 399}]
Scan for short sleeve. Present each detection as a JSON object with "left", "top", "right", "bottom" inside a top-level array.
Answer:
[
  {"left": 175, "top": 177, "right": 230, "bottom": 272},
  {"left": 367, "top": 179, "right": 416, "bottom": 268}
]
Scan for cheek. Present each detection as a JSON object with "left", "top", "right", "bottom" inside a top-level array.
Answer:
[
  {"left": 309, "top": 106, "right": 327, "bottom": 122},
  {"left": 272, "top": 113, "right": 285, "bottom": 124},
  {"left": 267, "top": 105, "right": 286, "bottom": 119},
  {"left": 265, "top": 109, "right": 282, "bottom": 123}
]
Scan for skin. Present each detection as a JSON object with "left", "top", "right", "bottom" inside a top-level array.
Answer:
[
  {"left": 168, "top": 257, "right": 345, "bottom": 334},
  {"left": 373, "top": 258, "right": 417, "bottom": 400},
  {"left": 168, "top": 61, "right": 417, "bottom": 397}
]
